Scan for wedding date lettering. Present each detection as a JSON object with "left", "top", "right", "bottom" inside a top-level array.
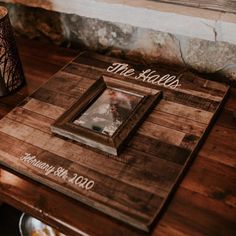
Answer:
[
  {"left": 54, "top": 167, "right": 94, "bottom": 190},
  {"left": 107, "top": 62, "right": 181, "bottom": 89},
  {"left": 20, "top": 153, "right": 95, "bottom": 191}
]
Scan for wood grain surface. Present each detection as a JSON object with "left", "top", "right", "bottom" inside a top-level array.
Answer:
[
  {"left": 0, "top": 45, "right": 230, "bottom": 232},
  {"left": 0, "top": 37, "right": 235, "bottom": 236},
  {"left": 154, "top": 0, "right": 236, "bottom": 13}
]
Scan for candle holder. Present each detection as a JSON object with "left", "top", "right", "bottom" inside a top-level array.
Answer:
[{"left": 0, "top": 6, "right": 25, "bottom": 97}]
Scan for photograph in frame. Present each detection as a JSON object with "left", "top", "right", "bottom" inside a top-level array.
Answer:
[
  {"left": 51, "top": 76, "right": 162, "bottom": 156},
  {"left": 73, "top": 88, "right": 143, "bottom": 136}
]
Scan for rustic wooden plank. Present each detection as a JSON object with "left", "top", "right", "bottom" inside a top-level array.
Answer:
[
  {"left": 163, "top": 89, "right": 220, "bottom": 112},
  {"left": 154, "top": 187, "right": 236, "bottom": 236},
  {"left": 139, "top": 121, "right": 186, "bottom": 146},
  {"left": 0, "top": 133, "right": 164, "bottom": 227},
  {"left": 20, "top": 100, "right": 191, "bottom": 166},
  {"left": 208, "top": 125, "right": 236, "bottom": 147},
  {"left": 73, "top": 52, "right": 229, "bottom": 97},
  {"left": 66, "top": 60, "right": 225, "bottom": 107},
  {"left": 22, "top": 96, "right": 189, "bottom": 150},
  {"left": 23, "top": 98, "right": 65, "bottom": 120},
  {"left": 43, "top": 71, "right": 94, "bottom": 97},
  {"left": 0, "top": 117, "right": 181, "bottom": 196},
  {"left": 7, "top": 107, "right": 54, "bottom": 133},
  {"left": 180, "top": 133, "right": 200, "bottom": 150},
  {"left": 129, "top": 134, "right": 191, "bottom": 165},
  {"left": 7, "top": 107, "right": 190, "bottom": 170},
  {"left": 156, "top": 100, "right": 214, "bottom": 124},
  {"left": 155, "top": 0, "right": 236, "bottom": 14},
  {"left": 199, "top": 112, "right": 236, "bottom": 168},
  {"left": 31, "top": 88, "right": 77, "bottom": 109},
  {"left": 182, "top": 156, "right": 236, "bottom": 208},
  {"left": 147, "top": 110, "right": 206, "bottom": 137},
  {"left": 22, "top": 97, "right": 188, "bottom": 149},
  {"left": 0, "top": 44, "right": 230, "bottom": 233},
  {"left": 217, "top": 108, "right": 236, "bottom": 131},
  {"left": 72, "top": 53, "right": 228, "bottom": 100},
  {"left": 0, "top": 170, "right": 144, "bottom": 236},
  {"left": 26, "top": 73, "right": 210, "bottom": 150},
  {"left": 200, "top": 140, "right": 236, "bottom": 169},
  {"left": 47, "top": 67, "right": 221, "bottom": 112}
]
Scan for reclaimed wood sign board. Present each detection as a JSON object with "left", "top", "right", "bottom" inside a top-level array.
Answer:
[{"left": 0, "top": 52, "right": 229, "bottom": 232}]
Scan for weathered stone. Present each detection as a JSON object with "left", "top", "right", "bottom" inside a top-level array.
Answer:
[
  {"left": 61, "top": 13, "right": 183, "bottom": 65},
  {"left": 179, "top": 37, "right": 236, "bottom": 74},
  {"left": 6, "top": 3, "right": 64, "bottom": 44},
  {"left": 61, "top": 14, "right": 136, "bottom": 50},
  {"left": 124, "top": 29, "right": 183, "bottom": 65},
  {"left": 177, "top": 37, "right": 236, "bottom": 81}
]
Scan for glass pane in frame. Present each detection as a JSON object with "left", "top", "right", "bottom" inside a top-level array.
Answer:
[{"left": 73, "top": 87, "right": 143, "bottom": 136}]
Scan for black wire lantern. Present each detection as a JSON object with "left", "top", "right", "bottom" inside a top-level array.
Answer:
[{"left": 0, "top": 6, "right": 25, "bottom": 97}]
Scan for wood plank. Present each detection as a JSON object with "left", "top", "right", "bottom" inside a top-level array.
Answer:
[
  {"left": 0, "top": 117, "right": 181, "bottom": 196},
  {"left": 216, "top": 108, "right": 236, "bottom": 130},
  {"left": 7, "top": 107, "right": 54, "bottom": 133},
  {"left": 0, "top": 46, "right": 230, "bottom": 233},
  {"left": 30, "top": 104, "right": 186, "bottom": 172},
  {"left": 139, "top": 121, "right": 186, "bottom": 146},
  {"left": 46, "top": 70, "right": 221, "bottom": 112},
  {"left": 31, "top": 88, "right": 77, "bottom": 109},
  {"left": 20, "top": 101, "right": 191, "bottom": 166},
  {"left": 156, "top": 100, "right": 214, "bottom": 124},
  {"left": 199, "top": 111, "right": 236, "bottom": 168},
  {"left": 0, "top": 133, "right": 163, "bottom": 226},
  {"left": 182, "top": 156, "right": 236, "bottom": 208},
  {"left": 129, "top": 134, "right": 191, "bottom": 165},
  {"left": 73, "top": 53, "right": 228, "bottom": 100},
  {"left": 23, "top": 98, "right": 65, "bottom": 120},
  {"left": 73, "top": 52, "right": 229, "bottom": 96},
  {"left": 23, "top": 97, "right": 188, "bottom": 148},
  {"left": 155, "top": 0, "right": 236, "bottom": 13},
  {"left": 163, "top": 89, "right": 220, "bottom": 112},
  {"left": 24, "top": 96, "right": 206, "bottom": 150},
  {"left": 200, "top": 140, "right": 236, "bottom": 169},
  {"left": 43, "top": 71, "right": 94, "bottom": 96},
  {"left": 0, "top": 170, "right": 144, "bottom": 236},
  {"left": 147, "top": 110, "right": 206, "bottom": 137},
  {"left": 180, "top": 133, "right": 200, "bottom": 150},
  {"left": 154, "top": 187, "right": 236, "bottom": 236},
  {"left": 66, "top": 59, "right": 223, "bottom": 112}
]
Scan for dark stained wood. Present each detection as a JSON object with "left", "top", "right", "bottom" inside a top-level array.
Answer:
[
  {"left": 162, "top": 89, "right": 220, "bottom": 112},
  {"left": 31, "top": 87, "right": 77, "bottom": 109},
  {"left": 51, "top": 76, "right": 162, "bottom": 156},
  {"left": 72, "top": 56, "right": 227, "bottom": 101},
  {"left": 0, "top": 37, "right": 235, "bottom": 236},
  {"left": 153, "top": 0, "right": 236, "bottom": 13},
  {"left": 0, "top": 47, "right": 229, "bottom": 231}
]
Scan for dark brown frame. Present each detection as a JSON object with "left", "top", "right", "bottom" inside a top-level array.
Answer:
[{"left": 51, "top": 75, "right": 162, "bottom": 156}]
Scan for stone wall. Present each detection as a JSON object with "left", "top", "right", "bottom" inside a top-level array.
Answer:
[{"left": 1, "top": 1, "right": 236, "bottom": 83}]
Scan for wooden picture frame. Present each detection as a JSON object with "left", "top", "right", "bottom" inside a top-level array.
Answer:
[{"left": 51, "top": 75, "right": 162, "bottom": 156}]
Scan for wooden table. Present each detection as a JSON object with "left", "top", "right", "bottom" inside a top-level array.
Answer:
[{"left": 0, "top": 37, "right": 236, "bottom": 236}]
